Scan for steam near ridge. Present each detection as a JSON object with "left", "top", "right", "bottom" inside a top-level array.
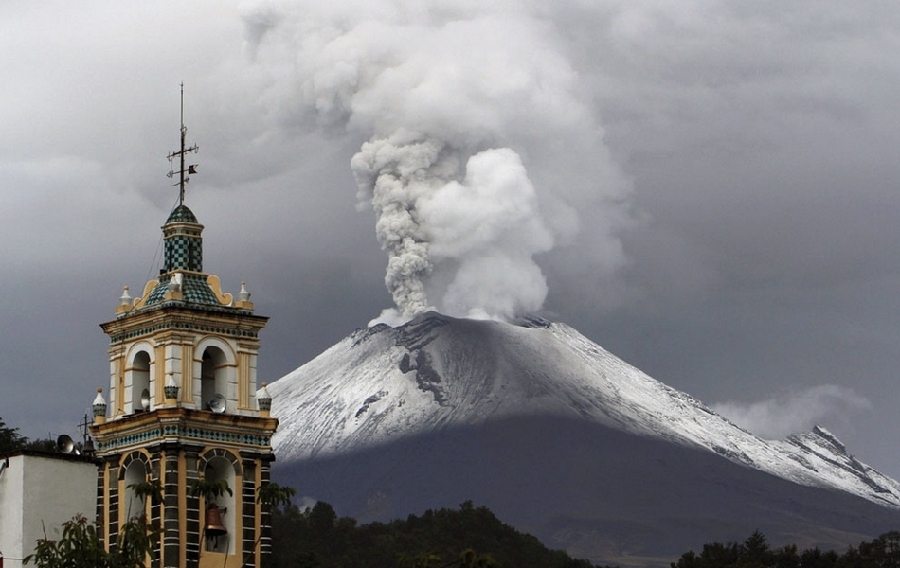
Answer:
[
  {"left": 241, "top": 2, "right": 631, "bottom": 324},
  {"left": 712, "top": 385, "right": 872, "bottom": 440}
]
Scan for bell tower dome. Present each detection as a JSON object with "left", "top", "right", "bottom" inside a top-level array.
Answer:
[{"left": 90, "top": 88, "right": 278, "bottom": 568}]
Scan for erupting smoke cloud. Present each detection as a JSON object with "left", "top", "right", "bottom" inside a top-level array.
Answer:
[{"left": 242, "top": 1, "right": 631, "bottom": 324}]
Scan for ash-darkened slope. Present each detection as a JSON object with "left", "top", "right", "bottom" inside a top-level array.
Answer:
[
  {"left": 268, "top": 313, "right": 900, "bottom": 567},
  {"left": 273, "top": 415, "right": 900, "bottom": 567}
]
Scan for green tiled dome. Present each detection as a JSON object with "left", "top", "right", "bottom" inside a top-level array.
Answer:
[
  {"left": 166, "top": 204, "right": 198, "bottom": 224},
  {"left": 139, "top": 203, "right": 221, "bottom": 308},
  {"left": 144, "top": 273, "right": 222, "bottom": 307}
]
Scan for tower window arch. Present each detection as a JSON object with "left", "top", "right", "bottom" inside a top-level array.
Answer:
[
  {"left": 201, "top": 346, "right": 228, "bottom": 412},
  {"left": 130, "top": 351, "right": 151, "bottom": 414},
  {"left": 120, "top": 453, "right": 150, "bottom": 523},
  {"left": 198, "top": 451, "right": 240, "bottom": 555}
]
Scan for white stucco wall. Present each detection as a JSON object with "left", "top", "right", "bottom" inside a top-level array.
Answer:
[{"left": 0, "top": 453, "right": 96, "bottom": 568}]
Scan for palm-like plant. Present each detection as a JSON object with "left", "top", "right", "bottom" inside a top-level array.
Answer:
[
  {"left": 239, "top": 482, "right": 296, "bottom": 568},
  {"left": 190, "top": 476, "right": 233, "bottom": 547},
  {"left": 125, "top": 480, "right": 162, "bottom": 523},
  {"left": 188, "top": 477, "right": 232, "bottom": 505},
  {"left": 25, "top": 513, "right": 159, "bottom": 568},
  {"left": 256, "top": 481, "right": 295, "bottom": 507},
  {"left": 127, "top": 480, "right": 163, "bottom": 506}
]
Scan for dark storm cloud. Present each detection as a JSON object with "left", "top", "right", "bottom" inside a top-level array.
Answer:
[
  {"left": 2, "top": 1, "right": 899, "bottom": 479},
  {"left": 561, "top": 2, "right": 900, "bottom": 474}
]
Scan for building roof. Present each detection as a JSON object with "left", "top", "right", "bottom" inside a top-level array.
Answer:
[{"left": 166, "top": 204, "right": 199, "bottom": 224}]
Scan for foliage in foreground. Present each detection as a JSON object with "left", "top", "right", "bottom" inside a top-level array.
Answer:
[
  {"left": 271, "top": 500, "right": 609, "bottom": 568},
  {"left": 24, "top": 514, "right": 158, "bottom": 568},
  {"left": 23, "top": 482, "right": 294, "bottom": 568}
]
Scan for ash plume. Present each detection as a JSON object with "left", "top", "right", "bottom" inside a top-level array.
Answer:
[{"left": 241, "top": 2, "right": 631, "bottom": 324}]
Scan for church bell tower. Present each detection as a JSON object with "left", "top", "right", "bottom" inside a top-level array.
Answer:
[{"left": 90, "top": 90, "right": 278, "bottom": 568}]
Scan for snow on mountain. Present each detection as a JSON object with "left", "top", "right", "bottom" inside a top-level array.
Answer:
[{"left": 269, "top": 311, "right": 900, "bottom": 509}]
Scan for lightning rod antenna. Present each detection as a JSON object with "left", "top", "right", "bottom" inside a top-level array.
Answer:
[{"left": 167, "top": 82, "right": 199, "bottom": 207}]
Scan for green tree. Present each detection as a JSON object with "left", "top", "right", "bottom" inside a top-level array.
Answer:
[
  {"left": 1, "top": 415, "right": 70, "bottom": 454},
  {"left": 798, "top": 547, "right": 838, "bottom": 568},
  {"left": 128, "top": 481, "right": 163, "bottom": 505},
  {"left": 771, "top": 543, "right": 800, "bottom": 568},
  {"left": 240, "top": 482, "right": 297, "bottom": 568},
  {"left": 840, "top": 530, "right": 900, "bottom": 568},
  {"left": 24, "top": 513, "right": 158, "bottom": 568},
  {"left": 257, "top": 481, "right": 296, "bottom": 508},
  {"left": 0, "top": 416, "right": 28, "bottom": 453},
  {"left": 188, "top": 477, "right": 232, "bottom": 503},
  {"left": 671, "top": 540, "right": 741, "bottom": 567},
  {"left": 309, "top": 501, "right": 338, "bottom": 539},
  {"left": 737, "top": 530, "right": 771, "bottom": 567},
  {"left": 127, "top": 480, "right": 163, "bottom": 518},
  {"left": 270, "top": 500, "right": 604, "bottom": 568},
  {"left": 23, "top": 437, "right": 59, "bottom": 452}
]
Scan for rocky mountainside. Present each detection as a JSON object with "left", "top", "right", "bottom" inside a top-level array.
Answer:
[{"left": 268, "top": 312, "right": 900, "bottom": 566}]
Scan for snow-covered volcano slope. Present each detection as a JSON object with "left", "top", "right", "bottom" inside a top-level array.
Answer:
[
  {"left": 270, "top": 312, "right": 900, "bottom": 508},
  {"left": 268, "top": 312, "right": 900, "bottom": 565}
]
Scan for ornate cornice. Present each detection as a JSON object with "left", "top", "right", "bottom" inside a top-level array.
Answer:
[
  {"left": 91, "top": 407, "right": 278, "bottom": 455},
  {"left": 100, "top": 304, "right": 268, "bottom": 344}
]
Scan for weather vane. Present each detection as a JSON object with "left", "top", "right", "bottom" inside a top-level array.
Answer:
[{"left": 167, "top": 82, "right": 199, "bottom": 206}]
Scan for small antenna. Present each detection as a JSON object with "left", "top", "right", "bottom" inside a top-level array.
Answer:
[
  {"left": 78, "top": 414, "right": 95, "bottom": 455},
  {"left": 166, "top": 82, "right": 199, "bottom": 206}
]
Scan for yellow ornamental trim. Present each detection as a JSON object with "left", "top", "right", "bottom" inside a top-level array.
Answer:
[
  {"left": 207, "top": 275, "right": 233, "bottom": 306},
  {"left": 133, "top": 279, "right": 159, "bottom": 310}
]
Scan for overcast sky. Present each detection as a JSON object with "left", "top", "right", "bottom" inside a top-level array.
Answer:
[{"left": 2, "top": 1, "right": 900, "bottom": 480}]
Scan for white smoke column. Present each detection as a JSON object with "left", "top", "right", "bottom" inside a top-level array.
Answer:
[
  {"left": 350, "top": 133, "right": 447, "bottom": 316},
  {"left": 241, "top": 2, "right": 631, "bottom": 323}
]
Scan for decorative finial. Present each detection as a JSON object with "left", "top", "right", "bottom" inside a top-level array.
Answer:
[
  {"left": 168, "top": 273, "right": 183, "bottom": 293},
  {"left": 119, "top": 286, "right": 132, "bottom": 306},
  {"left": 166, "top": 82, "right": 199, "bottom": 207},
  {"left": 93, "top": 388, "right": 108, "bottom": 424},
  {"left": 257, "top": 382, "right": 272, "bottom": 416},
  {"left": 235, "top": 280, "right": 254, "bottom": 310},
  {"left": 165, "top": 373, "right": 179, "bottom": 403},
  {"left": 239, "top": 281, "right": 251, "bottom": 303}
]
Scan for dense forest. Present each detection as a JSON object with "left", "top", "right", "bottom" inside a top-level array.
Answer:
[
  {"left": 270, "top": 500, "right": 608, "bottom": 568},
  {"left": 671, "top": 529, "right": 900, "bottom": 568},
  {"left": 271, "top": 499, "right": 900, "bottom": 568}
]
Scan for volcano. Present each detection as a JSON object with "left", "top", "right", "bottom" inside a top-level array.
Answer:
[{"left": 268, "top": 312, "right": 900, "bottom": 567}]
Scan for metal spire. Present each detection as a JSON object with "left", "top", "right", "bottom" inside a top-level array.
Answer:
[{"left": 167, "top": 83, "right": 199, "bottom": 206}]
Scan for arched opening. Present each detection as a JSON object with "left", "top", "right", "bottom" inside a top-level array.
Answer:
[
  {"left": 201, "top": 346, "right": 228, "bottom": 412},
  {"left": 123, "top": 459, "right": 148, "bottom": 522},
  {"left": 131, "top": 351, "right": 151, "bottom": 414},
  {"left": 202, "top": 456, "right": 237, "bottom": 554}
]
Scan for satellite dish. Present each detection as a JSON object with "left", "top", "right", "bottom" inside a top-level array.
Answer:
[
  {"left": 57, "top": 434, "right": 79, "bottom": 454},
  {"left": 207, "top": 394, "right": 226, "bottom": 414},
  {"left": 141, "top": 389, "right": 151, "bottom": 411}
]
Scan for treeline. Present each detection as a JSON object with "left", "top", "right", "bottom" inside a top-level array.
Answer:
[
  {"left": 271, "top": 500, "right": 611, "bottom": 568},
  {"left": 671, "top": 529, "right": 900, "bottom": 568},
  {"left": 273, "top": 499, "right": 900, "bottom": 568},
  {"left": 0, "top": 416, "right": 55, "bottom": 453}
]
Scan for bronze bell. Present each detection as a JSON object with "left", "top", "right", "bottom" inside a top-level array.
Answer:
[{"left": 204, "top": 503, "right": 227, "bottom": 537}]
